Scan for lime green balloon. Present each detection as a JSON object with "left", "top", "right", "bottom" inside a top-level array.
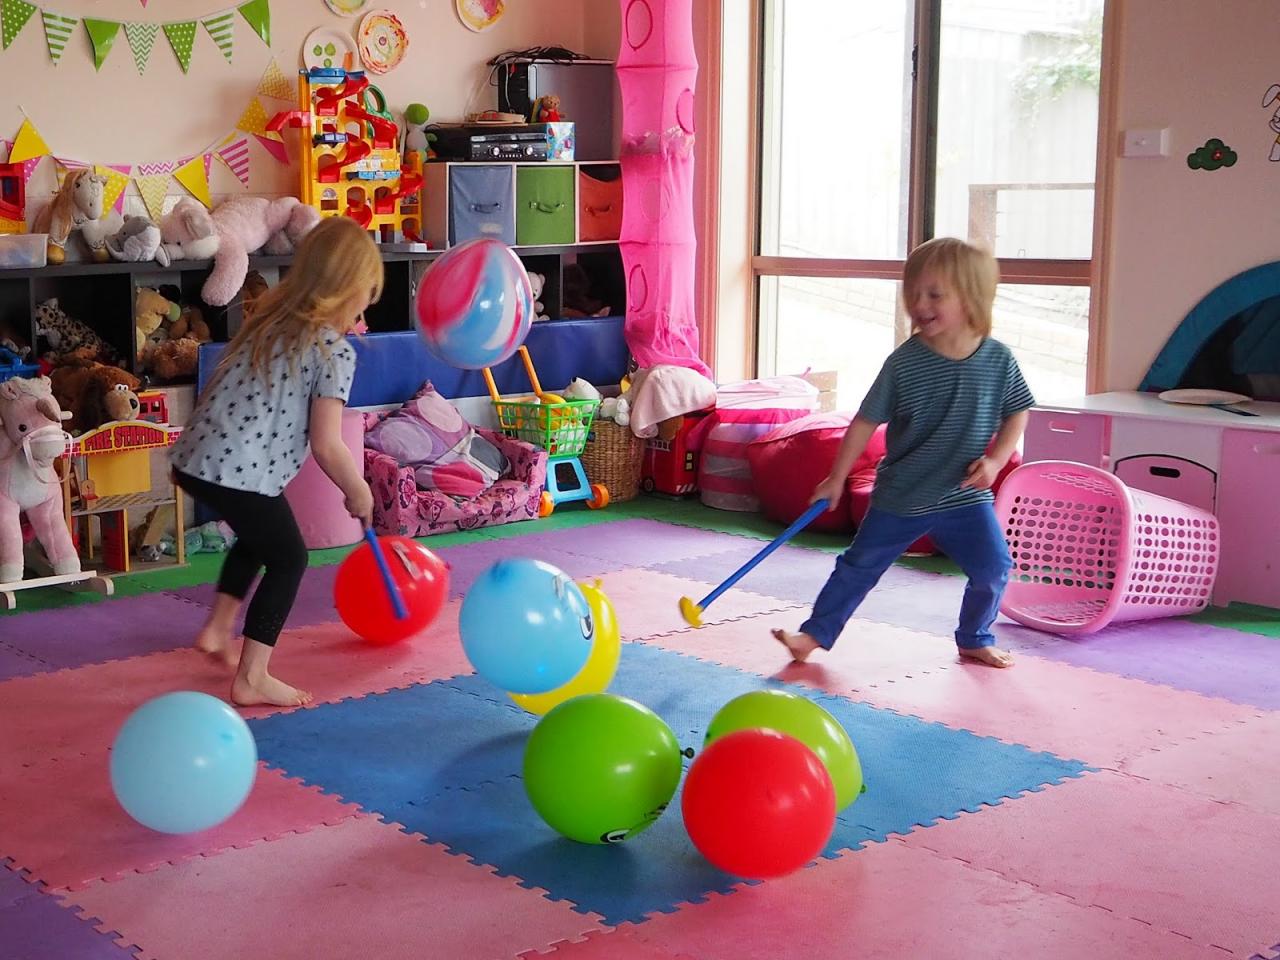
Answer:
[
  {"left": 524, "top": 694, "right": 682, "bottom": 844},
  {"left": 705, "top": 690, "right": 863, "bottom": 810}
]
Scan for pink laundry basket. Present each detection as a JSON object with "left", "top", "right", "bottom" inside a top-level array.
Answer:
[{"left": 994, "top": 461, "right": 1220, "bottom": 635}]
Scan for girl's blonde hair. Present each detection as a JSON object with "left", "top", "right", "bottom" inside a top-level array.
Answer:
[
  {"left": 902, "top": 237, "right": 999, "bottom": 337},
  {"left": 220, "top": 215, "right": 383, "bottom": 378}
]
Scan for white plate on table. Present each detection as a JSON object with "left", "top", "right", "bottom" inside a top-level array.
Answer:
[{"left": 1157, "top": 388, "right": 1252, "bottom": 407}]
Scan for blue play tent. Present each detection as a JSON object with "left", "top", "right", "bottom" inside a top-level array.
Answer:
[{"left": 1141, "top": 260, "right": 1280, "bottom": 398}]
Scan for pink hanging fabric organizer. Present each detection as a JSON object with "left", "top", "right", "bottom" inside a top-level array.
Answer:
[{"left": 616, "top": 0, "right": 712, "bottom": 379}]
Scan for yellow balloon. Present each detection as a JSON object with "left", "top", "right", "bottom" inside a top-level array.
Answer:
[{"left": 511, "top": 580, "right": 620, "bottom": 716}]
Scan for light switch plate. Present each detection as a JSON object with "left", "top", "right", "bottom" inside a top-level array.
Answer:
[{"left": 1123, "top": 128, "right": 1169, "bottom": 158}]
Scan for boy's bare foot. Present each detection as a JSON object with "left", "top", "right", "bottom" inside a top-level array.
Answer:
[
  {"left": 958, "top": 645, "right": 1014, "bottom": 668},
  {"left": 230, "top": 672, "right": 313, "bottom": 708},
  {"left": 772, "top": 628, "right": 820, "bottom": 663},
  {"left": 194, "top": 624, "right": 239, "bottom": 668}
]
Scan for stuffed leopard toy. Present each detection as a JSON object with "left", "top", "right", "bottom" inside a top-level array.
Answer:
[{"left": 35, "top": 298, "right": 118, "bottom": 365}]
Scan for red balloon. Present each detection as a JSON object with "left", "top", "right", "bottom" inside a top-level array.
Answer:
[
  {"left": 334, "top": 535, "right": 449, "bottom": 645},
  {"left": 682, "top": 728, "right": 836, "bottom": 879}
]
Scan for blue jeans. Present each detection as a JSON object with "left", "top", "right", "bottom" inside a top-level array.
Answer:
[{"left": 800, "top": 503, "right": 1012, "bottom": 650}]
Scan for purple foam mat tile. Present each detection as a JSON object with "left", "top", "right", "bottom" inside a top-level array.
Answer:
[
  {"left": 438, "top": 539, "right": 626, "bottom": 599},
  {"left": 994, "top": 615, "right": 1280, "bottom": 708},
  {"left": 0, "top": 594, "right": 214, "bottom": 670},
  {"left": 169, "top": 562, "right": 341, "bottom": 629},
  {"left": 649, "top": 543, "right": 940, "bottom": 607},
  {"left": 0, "top": 643, "right": 50, "bottom": 681},
  {"left": 0, "top": 868, "right": 138, "bottom": 960},
  {"left": 532, "top": 518, "right": 763, "bottom": 568}
]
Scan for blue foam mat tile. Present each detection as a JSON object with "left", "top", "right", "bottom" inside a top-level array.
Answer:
[
  {"left": 247, "top": 679, "right": 537, "bottom": 810},
  {"left": 390, "top": 773, "right": 748, "bottom": 926}
]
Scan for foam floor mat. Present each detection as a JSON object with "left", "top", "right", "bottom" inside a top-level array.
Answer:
[{"left": 0, "top": 865, "right": 139, "bottom": 960}]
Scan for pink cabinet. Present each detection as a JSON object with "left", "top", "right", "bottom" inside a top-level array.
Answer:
[
  {"left": 1216, "top": 430, "right": 1280, "bottom": 608},
  {"left": 1114, "top": 455, "right": 1217, "bottom": 515},
  {"left": 1023, "top": 410, "right": 1109, "bottom": 467}
]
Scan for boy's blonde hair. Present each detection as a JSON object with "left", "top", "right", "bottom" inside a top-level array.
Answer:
[
  {"left": 902, "top": 237, "right": 999, "bottom": 338},
  {"left": 220, "top": 216, "right": 384, "bottom": 378}
]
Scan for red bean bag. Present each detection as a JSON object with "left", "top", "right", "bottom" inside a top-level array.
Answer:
[
  {"left": 746, "top": 412, "right": 885, "bottom": 534},
  {"left": 847, "top": 428, "right": 1023, "bottom": 556}
]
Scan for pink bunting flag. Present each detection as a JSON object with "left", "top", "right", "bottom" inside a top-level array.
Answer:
[
  {"left": 21, "top": 156, "right": 41, "bottom": 184},
  {"left": 254, "top": 133, "right": 289, "bottom": 165},
  {"left": 217, "top": 136, "right": 251, "bottom": 186},
  {"left": 134, "top": 160, "right": 175, "bottom": 178}
]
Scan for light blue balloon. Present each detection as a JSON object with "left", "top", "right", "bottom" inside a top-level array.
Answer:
[
  {"left": 460, "top": 559, "right": 594, "bottom": 694},
  {"left": 109, "top": 692, "right": 258, "bottom": 834}
]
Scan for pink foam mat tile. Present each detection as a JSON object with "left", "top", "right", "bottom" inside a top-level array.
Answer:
[
  {"left": 62, "top": 815, "right": 608, "bottom": 960},
  {"left": 0, "top": 759, "right": 361, "bottom": 891},
  {"left": 519, "top": 931, "right": 698, "bottom": 960},
  {"left": 836, "top": 649, "right": 1266, "bottom": 767},
  {"left": 0, "top": 609, "right": 473, "bottom": 768},
  {"left": 586, "top": 840, "right": 1215, "bottom": 960},
  {"left": 645, "top": 616, "right": 965, "bottom": 694},
  {"left": 1122, "top": 711, "right": 1280, "bottom": 816},
  {"left": 596, "top": 569, "right": 802, "bottom": 641},
  {"left": 903, "top": 770, "right": 1280, "bottom": 956}
]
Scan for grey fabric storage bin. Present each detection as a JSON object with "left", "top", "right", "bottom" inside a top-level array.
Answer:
[{"left": 449, "top": 165, "right": 516, "bottom": 245}]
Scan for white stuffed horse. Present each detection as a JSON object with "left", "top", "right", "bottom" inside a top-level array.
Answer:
[
  {"left": 32, "top": 169, "right": 109, "bottom": 265},
  {"left": 0, "top": 377, "right": 79, "bottom": 584}
]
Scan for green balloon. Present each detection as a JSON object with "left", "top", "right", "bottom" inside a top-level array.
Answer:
[
  {"left": 524, "top": 694, "right": 682, "bottom": 845},
  {"left": 705, "top": 690, "right": 863, "bottom": 810}
]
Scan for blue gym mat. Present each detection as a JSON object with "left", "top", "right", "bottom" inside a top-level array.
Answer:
[{"left": 247, "top": 643, "right": 1090, "bottom": 924}]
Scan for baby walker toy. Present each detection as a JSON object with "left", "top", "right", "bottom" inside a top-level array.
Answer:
[{"left": 484, "top": 346, "right": 607, "bottom": 517}]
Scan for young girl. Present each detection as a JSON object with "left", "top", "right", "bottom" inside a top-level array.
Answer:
[
  {"left": 170, "top": 216, "right": 379, "bottom": 707},
  {"left": 773, "top": 237, "right": 1033, "bottom": 668}
]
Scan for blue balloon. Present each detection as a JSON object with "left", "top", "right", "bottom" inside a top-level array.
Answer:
[
  {"left": 110, "top": 692, "right": 258, "bottom": 834},
  {"left": 460, "top": 559, "right": 594, "bottom": 694}
]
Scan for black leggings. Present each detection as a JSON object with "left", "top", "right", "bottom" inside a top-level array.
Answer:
[{"left": 175, "top": 471, "right": 307, "bottom": 648}]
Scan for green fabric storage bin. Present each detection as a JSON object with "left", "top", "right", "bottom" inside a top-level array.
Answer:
[{"left": 516, "top": 167, "right": 576, "bottom": 246}]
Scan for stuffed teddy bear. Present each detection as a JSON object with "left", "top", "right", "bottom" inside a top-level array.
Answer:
[
  {"left": 148, "top": 338, "right": 200, "bottom": 382},
  {"left": 106, "top": 215, "right": 171, "bottom": 267},
  {"left": 162, "top": 197, "right": 321, "bottom": 307},
  {"left": 50, "top": 360, "right": 142, "bottom": 434},
  {"left": 135, "top": 287, "right": 181, "bottom": 361},
  {"left": 528, "top": 272, "right": 548, "bottom": 320},
  {"left": 532, "top": 95, "right": 563, "bottom": 123},
  {"left": 169, "top": 304, "right": 211, "bottom": 343}
]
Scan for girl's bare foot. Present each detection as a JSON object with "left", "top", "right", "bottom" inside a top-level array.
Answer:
[
  {"left": 231, "top": 672, "right": 313, "bottom": 708},
  {"left": 772, "top": 628, "right": 820, "bottom": 663},
  {"left": 194, "top": 624, "right": 239, "bottom": 668},
  {"left": 959, "top": 645, "right": 1014, "bottom": 668}
]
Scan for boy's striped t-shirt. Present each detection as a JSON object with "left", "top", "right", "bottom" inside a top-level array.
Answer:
[{"left": 858, "top": 335, "right": 1034, "bottom": 517}]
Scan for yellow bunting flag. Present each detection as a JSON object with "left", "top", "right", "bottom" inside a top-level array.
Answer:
[
  {"left": 234, "top": 98, "right": 281, "bottom": 140},
  {"left": 135, "top": 172, "right": 171, "bottom": 222},
  {"left": 95, "top": 165, "right": 131, "bottom": 214},
  {"left": 257, "top": 57, "right": 293, "bottom": 100},
  {"left": 173, "top": 154, "right": 212, "bottom": 208},
  {"left": 9, "top": 118, "right": 50, "bottom": 164}
]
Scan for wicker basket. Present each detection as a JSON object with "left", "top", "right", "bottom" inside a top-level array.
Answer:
[{"left": 581, "top": 419, "right": 645, "bottom": 502}]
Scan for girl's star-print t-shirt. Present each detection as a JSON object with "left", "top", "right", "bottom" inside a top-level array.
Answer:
[{"left": 170, "top": 328, "right": 357, "bottom": 497}]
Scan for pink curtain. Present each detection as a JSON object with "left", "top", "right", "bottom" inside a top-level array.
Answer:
[{"left": 616, "top": 0, "right": 712, "bottom": 378}]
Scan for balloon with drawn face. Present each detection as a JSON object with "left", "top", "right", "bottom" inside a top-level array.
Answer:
[
  {"left": 524, "top": 694, "right": 682, "bottom": 845},
  {"left": 510, "top": 579, "right": 620, "bottom": 716},
  {"left": 460, "top": 558, "right": 594, "bottom": 694}
]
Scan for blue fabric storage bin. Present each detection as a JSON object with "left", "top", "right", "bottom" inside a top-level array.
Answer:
[{"left": 449, "top": 165, "right": 516, "bottom": 246}]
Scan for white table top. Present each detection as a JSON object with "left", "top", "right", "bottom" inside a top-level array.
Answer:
[{"left": 1034, "top": 391, "right": 1280, "bottom": 432}]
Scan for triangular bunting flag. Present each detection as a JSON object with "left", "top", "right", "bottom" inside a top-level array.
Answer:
[
  {"left": 135, "top": 160, "right": 174, "bottom": 178},
  {"left": 1, "top": 0, "right": 36, "bottom": 49},
  {"left": 254, "top": 133, "right": 289, "bottom": 165},
  {"left": 236, "top": 0, "right": 270, "bottom": 46},
  {"left": 83, "top": 18, "right": 121, "bottom": 71},
  {"left": 202, "top": 11, "right": 234, "bottom": 64},
  {"left": 217, "top": 136, "right": 251, "bottom": 186},
  {"left": 173, "top": 154, "right": 211, "bottom": 208},
  {"left": 20, "top": 156, "right": 42, "bottom": 185},
  {"left": 235, "top": 98, "right": 272, "bottom": 138},
  {"left": 163, "top": 20, "right": 197, "bottom": 73},
  {"left": 257, "top": 58, "right": 293, "bottom": 100},
  {"left": 203, "top": 152, "right": 213, "bottom": 181},
  {"left": 9, "top": 119, "right": 49, "bottom": 164},
  {"left": 41, "top": 11, "right": 75, "bottom": 63},
  {"left": 135, "top": 172, "right": 170, "bottom": 222},
  {"left": 124, "top": 21, "right": 158, "bottom": 74},
  {"left": 96, "top": 164, "right": 131, "bottom": 215}
]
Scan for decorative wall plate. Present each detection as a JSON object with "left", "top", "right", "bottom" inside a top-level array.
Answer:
[
  {"left": 456, "top": 0, "right": 506, "bottom": 32},
  {"left": 303, "top": 26, "right": 356, "bottom": 71},
  {"left": 357, "top": 10, "right": 408, "bottom": 74}
]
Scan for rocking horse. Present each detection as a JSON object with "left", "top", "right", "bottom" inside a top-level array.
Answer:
[{"left": 32, "top": 169, "right": 110, "bottom": 265}]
